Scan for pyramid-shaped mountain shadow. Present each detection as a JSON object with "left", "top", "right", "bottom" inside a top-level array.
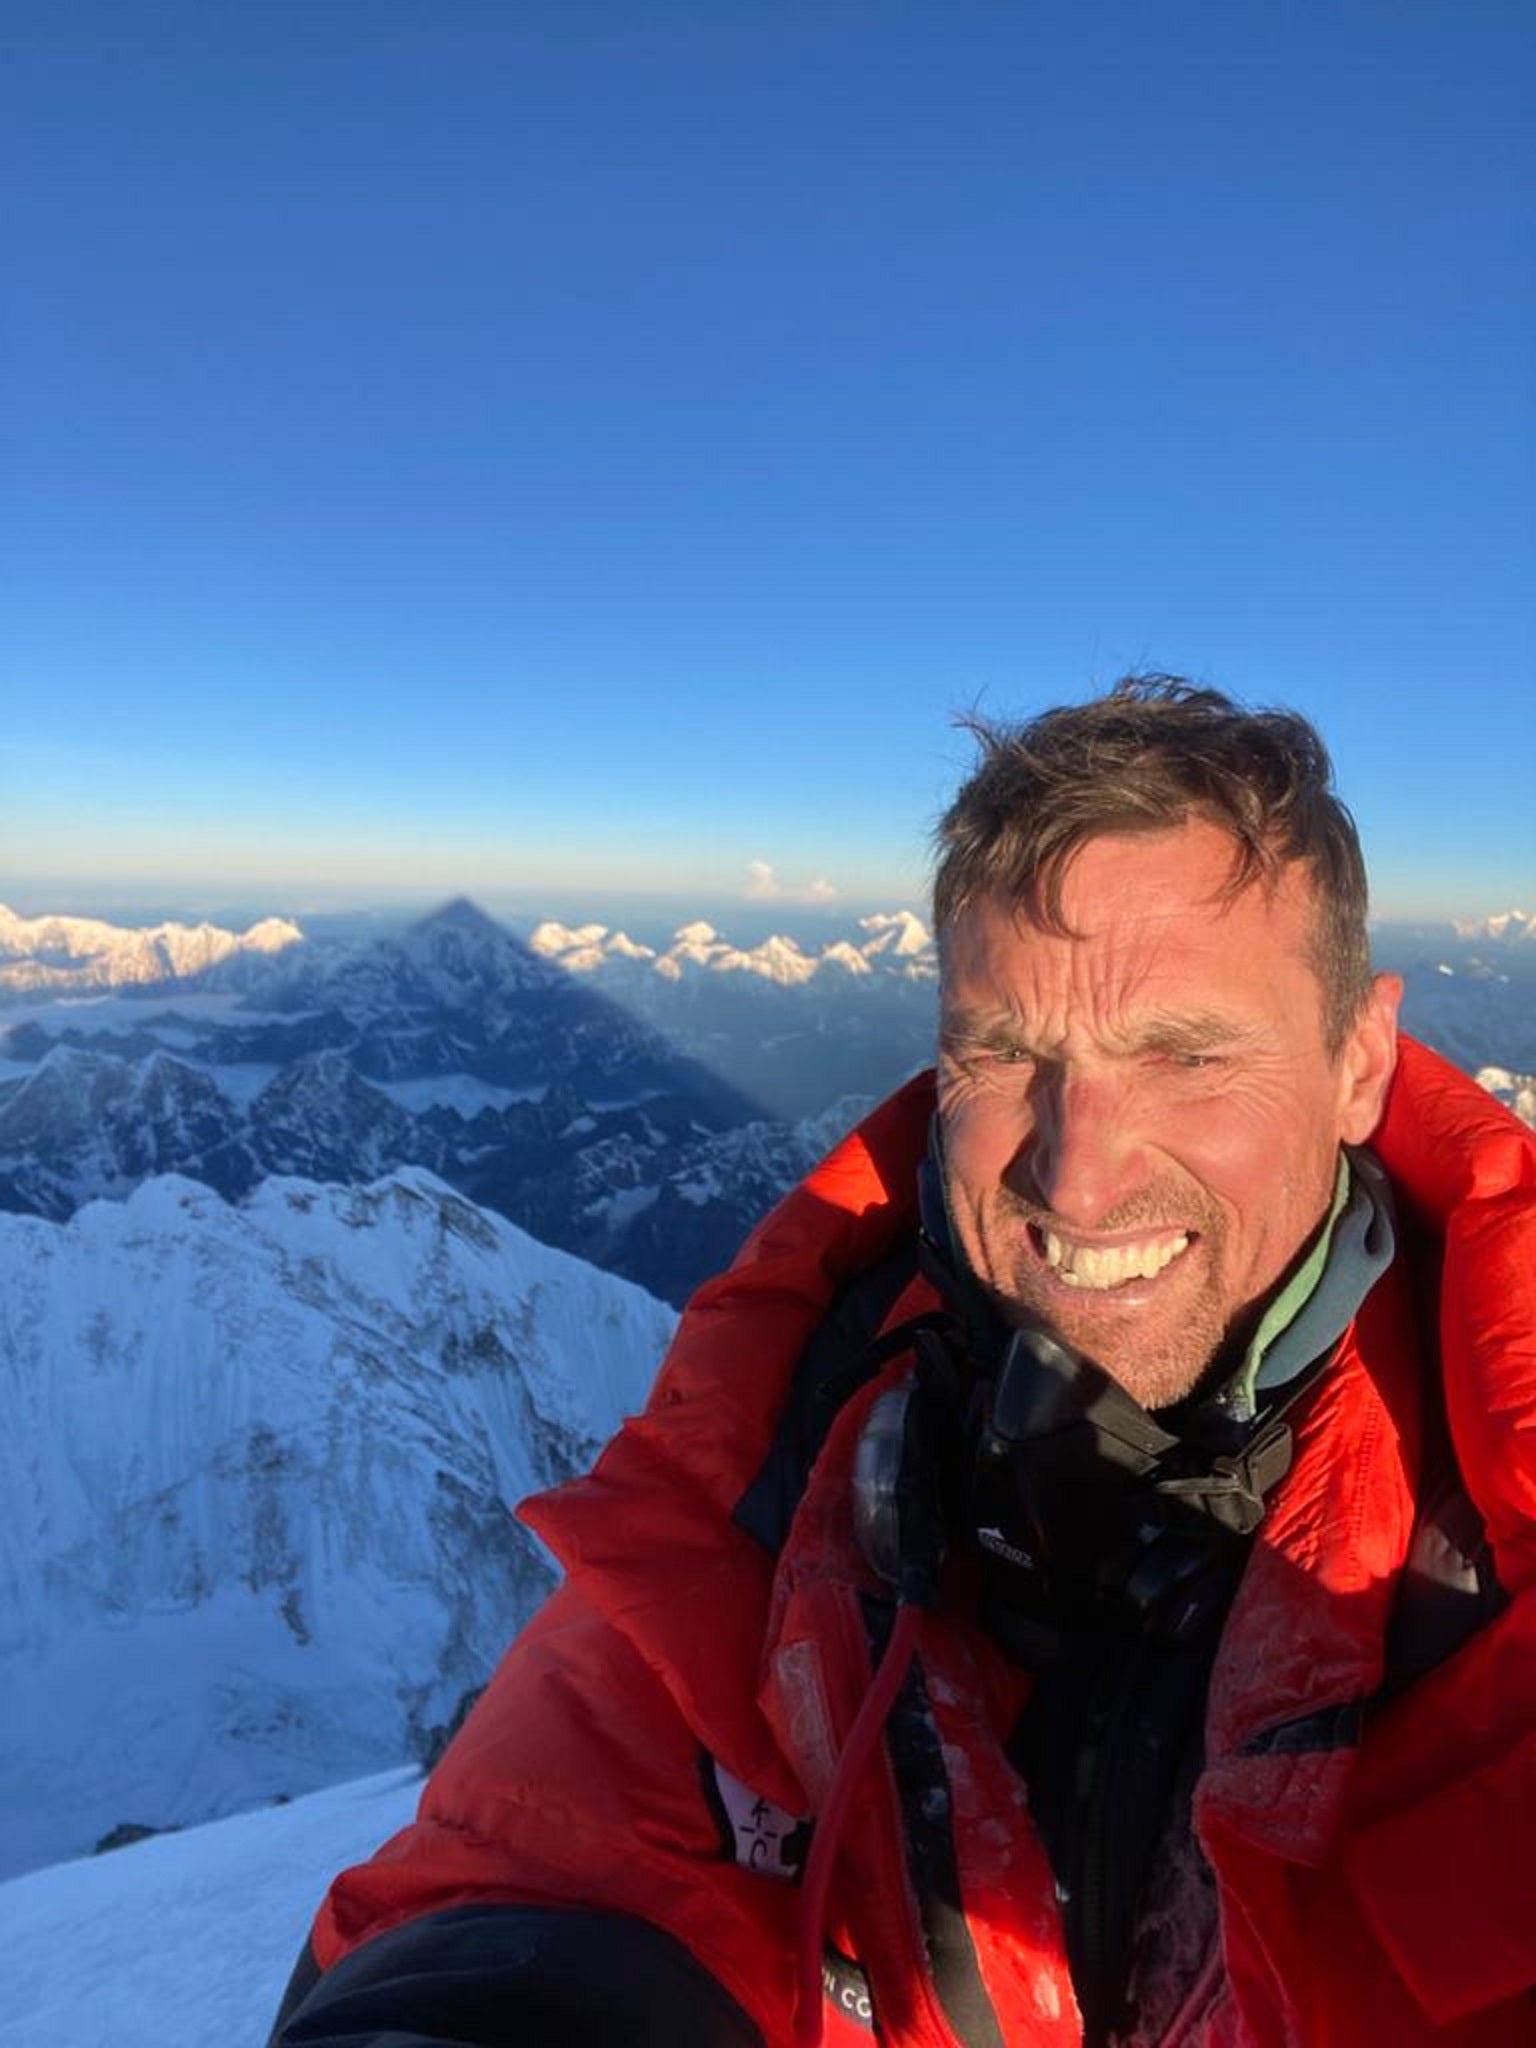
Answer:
[
  {"left": 0, "top": 900, "right": 912, "bottom": 1305},
  {"left": 225, "top": 897, "right": 764, "bottom": 1123}
]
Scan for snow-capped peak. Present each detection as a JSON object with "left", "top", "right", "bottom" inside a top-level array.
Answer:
[
  {"left": 530, "top": 922, "right": 658, "bottom": 972},
  {"left": 818, "top": 940, "right": 873, "bottom": 976},
  {"left": 736, "top": 934, "right": 818, "bottom": 986},
  {"left": 529, "top": 919, "right": 610, "bottom": 955},
  {"left": 859, "top": 909, "right": 934, "bottom": 959},
  {"left": 242, "top": 917, "right": 307, "bottom": 955}
]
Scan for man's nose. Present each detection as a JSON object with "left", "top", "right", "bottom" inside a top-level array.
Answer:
[{"left": 1009, "top": 1065, "right": 1146, "bottom": 1225}]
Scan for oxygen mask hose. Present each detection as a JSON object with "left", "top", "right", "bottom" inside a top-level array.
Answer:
[
  {"left": 796, "top": 1362, "right": 949, "bottom": 2046},
  {"left": 792, "top": 1600, "right": 922, "bottom": 2048}
]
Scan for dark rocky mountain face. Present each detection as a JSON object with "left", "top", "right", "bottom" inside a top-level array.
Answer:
[
  {"left": 0, "top": 1048, "right": 263, "bottom": 1218},
  {"left": 251, "top": 1051, "right": 435, "bottom": 1185},
  {"left": 209, "top": 900, "right": 764, "bottom": 1115}
]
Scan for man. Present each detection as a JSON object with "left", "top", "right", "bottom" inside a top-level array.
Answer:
[{"left": 271, "top": 680, "right": 1535, "bottom": 2046}]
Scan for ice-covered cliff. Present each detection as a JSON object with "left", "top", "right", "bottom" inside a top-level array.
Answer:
[{"left": 0, "top": 1169, "right": 675, "bottom": 1879}]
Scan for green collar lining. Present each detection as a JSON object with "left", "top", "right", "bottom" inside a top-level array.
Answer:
[{"left": 1219, "top": 1148, "right": 1396, "bottom": 1423}]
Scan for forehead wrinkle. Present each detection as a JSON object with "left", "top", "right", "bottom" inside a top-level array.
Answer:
[
  {"left": 940, "top": 901, "right": 1267, "bottom": 1046},
  {"left": 940, "top": 859, "right": 1311, "bottom": 1061},
  {"left": 1045, "top": 852, "right": 1322, "bottom": 986},
  {"left": 1042, "top": 887, "right": 1297, "bottom": 1044}
]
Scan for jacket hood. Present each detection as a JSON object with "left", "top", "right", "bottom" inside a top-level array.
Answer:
[{"left": 1373, "top": 1036, "right": 1536, "bottom": 1590}]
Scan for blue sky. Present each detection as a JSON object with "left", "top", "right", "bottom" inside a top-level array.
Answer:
[{"left": 3, "top": 1, "right": 1532, "bottom": 923}]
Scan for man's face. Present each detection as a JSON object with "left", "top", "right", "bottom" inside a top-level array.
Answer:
[{"left": 936, "top": 821, "right": 1400, "bottom": 1409}]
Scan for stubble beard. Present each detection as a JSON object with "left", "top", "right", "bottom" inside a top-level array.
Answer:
[{"left": 975, "top": 1188, "right": 1236, "bottom": 1412}]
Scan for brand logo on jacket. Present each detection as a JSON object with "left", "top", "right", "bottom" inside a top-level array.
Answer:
[
  {"left": 706, "top": 1757, "right": 812, "bottom": 1882},
  {"left": 822, "top": 1950, "right": 876, "bottom": 2032}
]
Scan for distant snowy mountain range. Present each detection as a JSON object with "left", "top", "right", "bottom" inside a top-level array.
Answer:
[
  {"left": 0, "top": 898, "right": 935, "bottom": 1000},
  {"left": 0, "top": 902, "right": 302, "bottom": 995},
  {"left": 0, "top": 1168, "right": 674, "bottom": 1881},
  {"left": 1450, "top": 907, "right": 1534, "bottom": 944},
  {"left": 1373, "top": 914, "right": 1536, "bottom": 1085},
  {"left": 529, "top": 907, "right": 936, "bottom": 985}
]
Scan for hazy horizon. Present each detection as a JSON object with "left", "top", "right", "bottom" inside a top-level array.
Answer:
[{"left": 1, "top": 880, "right": 1527, "bottom": 944}]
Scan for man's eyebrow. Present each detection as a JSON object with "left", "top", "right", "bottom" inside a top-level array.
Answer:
[
  {"left": 938, "top": 1006, "right": 1028, "bottom": 1049},
  {"left": 938, "top": 1008, "right": 1262, "bottom": 1054},
  {"left": 1132, "top": 1013, "right": 1261, "bottom": 1054}
]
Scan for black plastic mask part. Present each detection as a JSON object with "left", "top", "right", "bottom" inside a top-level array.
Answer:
[{"left": 960, "top": 1322, "right": 1312, "bottom": 1647}]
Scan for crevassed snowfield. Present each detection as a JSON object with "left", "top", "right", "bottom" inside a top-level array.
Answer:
[{"left": 0, "top": 1768, "right": 419, "bottom": 2048}]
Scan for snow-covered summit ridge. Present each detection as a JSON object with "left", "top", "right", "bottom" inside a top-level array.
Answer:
[
  {"left": 0, "top": 1167, "right": 675, "bottom": 1880},
  {"left": 530, "top": 908, "right": 937, "bottom": 986},
  {"left": 0, "top": 903, "right": 302, "bottom": 995}
]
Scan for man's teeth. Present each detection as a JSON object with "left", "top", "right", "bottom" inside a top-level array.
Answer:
[{"left": 1041, "top": 1229, "right": 1190, "bottom": 1291}]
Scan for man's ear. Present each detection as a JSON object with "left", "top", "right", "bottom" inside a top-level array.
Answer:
[{"left": 1337, "top": 972, "right": 1402, "bottom": 1143}]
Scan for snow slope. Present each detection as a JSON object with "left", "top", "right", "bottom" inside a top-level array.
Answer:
[{"left": 0, "top": 1766, "right": 421, "bottom": 2048}]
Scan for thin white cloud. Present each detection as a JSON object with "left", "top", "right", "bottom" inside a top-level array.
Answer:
[{"left": 743, "top": 861, "right": 838, "bottom": 904}]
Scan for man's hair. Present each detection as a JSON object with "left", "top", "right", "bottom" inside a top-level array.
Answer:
[{"left": 932, "top": 675, "right": 1372, "bottom": 1050}]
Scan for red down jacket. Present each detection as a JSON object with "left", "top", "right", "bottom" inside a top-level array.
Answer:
[{"left": 284, "top": 1039, "right": 1536, "bottom": 2046}]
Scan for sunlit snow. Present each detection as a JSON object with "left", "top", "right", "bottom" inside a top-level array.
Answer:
[{"left": 0, "top": 1766, "right": 420, "bottom": 2048}]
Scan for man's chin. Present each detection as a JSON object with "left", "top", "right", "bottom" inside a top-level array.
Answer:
[{"left": 995, "top": 1281, "right": 1223, "bottom": 1411}]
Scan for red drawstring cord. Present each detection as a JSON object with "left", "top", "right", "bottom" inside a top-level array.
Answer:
[{"left": 792, "top": 1602, "right": 923, "bottom": 2048}]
